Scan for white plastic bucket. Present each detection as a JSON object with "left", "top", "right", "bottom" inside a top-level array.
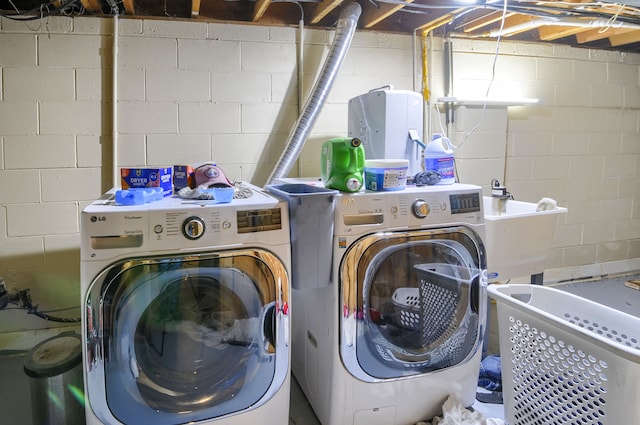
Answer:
[{"left": 364, "top": 159, "right": 409, "bottom": 191}]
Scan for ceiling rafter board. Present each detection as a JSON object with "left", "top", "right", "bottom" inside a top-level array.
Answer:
[
  {"left": 499, "top": 14, "right": 545, "bottom": 36},
  {"left": 80, "top": 0, "right": 101, "bottom": 12},
  {"left": 460, "top": 11, "right": 518, "bottom": 33},
  {"left": 608, "top": 28, "right": 640, "bottom": 45},
  {"left": 361, "top": 0, "right": 414, "bottom": 29},
  {"left": 310, "top": 0, "right": 343, "bottom": 24},
  {"left": 538, "top": 24, "right": 590, "bottom": 41},
  {"left": 191, "top": 0, "right": 201, "bottom": 17},
  {"left": 252, "top": 0, "right": 271, "bottom": 21},
  {"left": 418, "top": 9, "right": 466, "bottom": 33},
  {"left": 575, "top": 26, "right": 636, "bottom": 43},
  {"left": 122, "top": 0, "right": 134, "bottom": 14}
]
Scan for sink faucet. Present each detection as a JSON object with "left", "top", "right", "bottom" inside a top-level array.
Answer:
[{"left": 490, "top": 179, "right": 512, "bottom": 215}]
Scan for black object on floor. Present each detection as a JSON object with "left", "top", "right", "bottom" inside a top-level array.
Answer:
[{"left": 476, "top": 391, "right": 503, "bottom": 404}]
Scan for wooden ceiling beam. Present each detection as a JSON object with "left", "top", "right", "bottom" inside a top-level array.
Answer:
[
  {"left": 609, "top": 29, "right": 640, "bottom": 46},
  {"left": 500, "top": 14, "right": 543, "bottom": 37},
  {"left": 361, "top": 0, "right": 414, "bottom": 29},
  {"left": 122, "top": 0, "right": 135, "bottom": 15},
  {"left": 461, "top": 11, "right": 517, "bottom": 33},
  {"left": 310, "top": 0, "right": 344, "bottom": 24},
  {"left": 253, "top": 0, "right": 272, "bottom": 22},
  {"left": 538, "top": 25, "right": 589, "bottom": 41},
  {"left": 5, "top": 0, "right": 640, "bottom": 54},
  {"left": 191, "top": 0, "right": 201, "bottom": 18},
  {"left": 417, "top": 8, "right": 466, "bottom": 33},
  {"left": 80, "top": 0, "right": 101, "bottom": 12},
  {"left": 575, "top": 27, "right": 635, "bottom": 43}
]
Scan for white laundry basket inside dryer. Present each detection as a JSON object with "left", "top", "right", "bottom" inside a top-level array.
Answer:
[{"left": 488, "top": 284, "right": 640, "bottom": 425}]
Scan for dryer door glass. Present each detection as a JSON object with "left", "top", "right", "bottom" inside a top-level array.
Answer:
[
  {"left": 85, "top": 250, "right": 288, "bottom": 425},
  {"left": 340, "top": 227, "right": 485, "bottom": 380}
]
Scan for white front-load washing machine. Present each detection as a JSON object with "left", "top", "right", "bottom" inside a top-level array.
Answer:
[
  {"left": 290, "top": 181, "right": 487, "bottom": 425},
  {"left": 80, "top": 182, "right": 291, "bottom": 425}
]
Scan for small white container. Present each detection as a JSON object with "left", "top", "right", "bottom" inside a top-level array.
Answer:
[{"left": 364, "top": 159, "right": 409, "bottom": 191}]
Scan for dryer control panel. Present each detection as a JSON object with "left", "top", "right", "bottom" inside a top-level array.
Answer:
[{"left": 333, "top": 183, "right": 484, "bottom": 237}]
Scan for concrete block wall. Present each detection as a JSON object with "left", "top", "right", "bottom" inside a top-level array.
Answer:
[
  {"left": 0, "top": 16, "right": 417, "bottom": 333},
  {"left": 0, "top": 15, "right": 638, "bottom": 333},
  {"left": 427, "top": 37, "right": 640, "bottom": 282}
]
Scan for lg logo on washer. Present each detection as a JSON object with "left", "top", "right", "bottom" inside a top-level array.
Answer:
[{"left": 90, "top": 216, "right": 106, "bottom": 223}]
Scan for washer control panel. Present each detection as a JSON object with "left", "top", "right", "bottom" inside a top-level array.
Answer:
[
  {"left": 153, "top": 207, "right": 284, "bottom": 242},
  {"left": 81, "top": 184, "right": 291, "bottom": 261}
]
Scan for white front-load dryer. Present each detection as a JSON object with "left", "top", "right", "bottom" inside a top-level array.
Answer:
[
  {"left": 290, "top": 181, "right": 488, "bottom": 425},
  {"left": 80, "top": 182, "right": 291, "bottom": 425}
]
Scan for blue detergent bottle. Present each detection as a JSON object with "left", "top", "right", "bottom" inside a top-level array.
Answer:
[{"left": 424, "top": 133, "right": 455, "bottom": 185}]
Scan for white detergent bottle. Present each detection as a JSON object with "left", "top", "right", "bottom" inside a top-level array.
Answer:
[{"left": 424, "top": 133, "right": 455, "bottom": 185}]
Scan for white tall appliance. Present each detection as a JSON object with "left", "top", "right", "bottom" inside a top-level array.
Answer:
[
  {"left": 285, "top": 179, "right": 488, "bottom": 425},
  {"left": 348, "top": 87, "right": 425, "bottom": 176},
  {"left": 80, "top": 183, "right": 291, "bottom": 425}
]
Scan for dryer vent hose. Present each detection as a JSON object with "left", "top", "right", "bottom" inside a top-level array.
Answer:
[{"left": 266, "top": 1, "right": 361, "bottom": 184}]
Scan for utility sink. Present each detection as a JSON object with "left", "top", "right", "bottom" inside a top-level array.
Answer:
[{"left": 483, "top": 196, "right": 567, "bottom": 282}]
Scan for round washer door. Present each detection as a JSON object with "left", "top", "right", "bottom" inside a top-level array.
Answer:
[
  {"left": 340, "top": 227, "right": 486, "bottom": 381},
  {"left": 84, "top": 249, "right": 289, "bottom": 425}
]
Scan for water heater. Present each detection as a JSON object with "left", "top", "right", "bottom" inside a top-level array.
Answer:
[{"left": 347, "top": 87, "right": 424, "bottom": 176}]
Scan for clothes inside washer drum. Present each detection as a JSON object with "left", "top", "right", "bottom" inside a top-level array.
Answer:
[
  {"left": 135, "top": 341, "right": 250, "bottom": 412},
  {"left": 131, "top": 275, "right": 260, "bottom": 412}
]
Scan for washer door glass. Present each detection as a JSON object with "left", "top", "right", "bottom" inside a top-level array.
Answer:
[
  {"left": 340, "top": 227, "right": 485, "bottom": 380},
  {"left": 85, "top": 250, "right": 288, "bottom": 425}
]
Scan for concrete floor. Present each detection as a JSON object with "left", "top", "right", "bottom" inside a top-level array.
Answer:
[{"left": 1, "top": 272, "right": 639, "bottom": 425}]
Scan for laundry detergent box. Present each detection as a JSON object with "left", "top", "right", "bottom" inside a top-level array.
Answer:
[{"left": 120, "top": 167, "right": 172, "bottom": 197}]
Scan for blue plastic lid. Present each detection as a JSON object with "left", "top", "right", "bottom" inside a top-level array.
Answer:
[{"left": 115, "top": 187, "right": 164, "bottom": 205}]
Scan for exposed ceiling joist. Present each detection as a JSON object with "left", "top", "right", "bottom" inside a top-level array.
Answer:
[
  {"left": 575, "top": 26, "right": 636, "bottom": 43},
  {"left": 418, "top": 9, "right": 464, "bottom": 33},
  {"left": 191, "top": 0, "right": 201, "bottom": 18},
  {"left": 122, "top": 0, "right": 134, "bottom": 15},
  {"left": 1, "top": 0, "right": 639, "bottom": 53},
  {"left": 252, "top": 0, "right": 272, "bottom": 22},
  {"left": 609, "top": 29, "right": 640, "bottom": 46},
  {"left": 461, "top": 11, "right": 517, "bottom": 33},
  {"left": 310, "top": 0, "right": 344, "bottom": 24},
  {"left": 361, "top": 0, "right": 414, "bottom": 29},
  {"left": 500, "top": 14, "right": 545, "bottom": 37},
  {"left": 79, "top": 0, "right": 101, "bottom": 12},
  {"left": 538, "top": 25, "right": 589, "bottom": 41}
]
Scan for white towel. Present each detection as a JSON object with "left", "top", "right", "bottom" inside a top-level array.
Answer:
[{"left": 536, "top": 197, "right": 557, "bottom": 212}]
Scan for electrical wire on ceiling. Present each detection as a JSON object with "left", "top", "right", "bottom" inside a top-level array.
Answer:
[
  {"left": 429, "top": 0, "right": 509, "bottom": 150},
  {"left": 455, "top": 0, "right": 508, "bottom": 149},
  {"left": 366, "top": 0, "right": 640, "bottom": 36},
  {"left": 369, "top": 0, "right": 640, "bottom": 18},
  {"left": 105, "top": 0, "right": 121, "bottom": 15},
  {"left": 599, "top": 2, "right": 625, "bottom": 33},
  {"left": 1, "top": 0, "right": 84, "bottom": 20}
]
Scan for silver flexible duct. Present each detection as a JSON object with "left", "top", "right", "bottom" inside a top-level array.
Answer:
[{"left": 266, "top": 1, "right": 361, "bottom": 184}]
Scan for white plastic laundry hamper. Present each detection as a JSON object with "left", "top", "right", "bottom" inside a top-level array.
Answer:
[{"left": 488, "top": 283, "right": 640, "bottom": 425}]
